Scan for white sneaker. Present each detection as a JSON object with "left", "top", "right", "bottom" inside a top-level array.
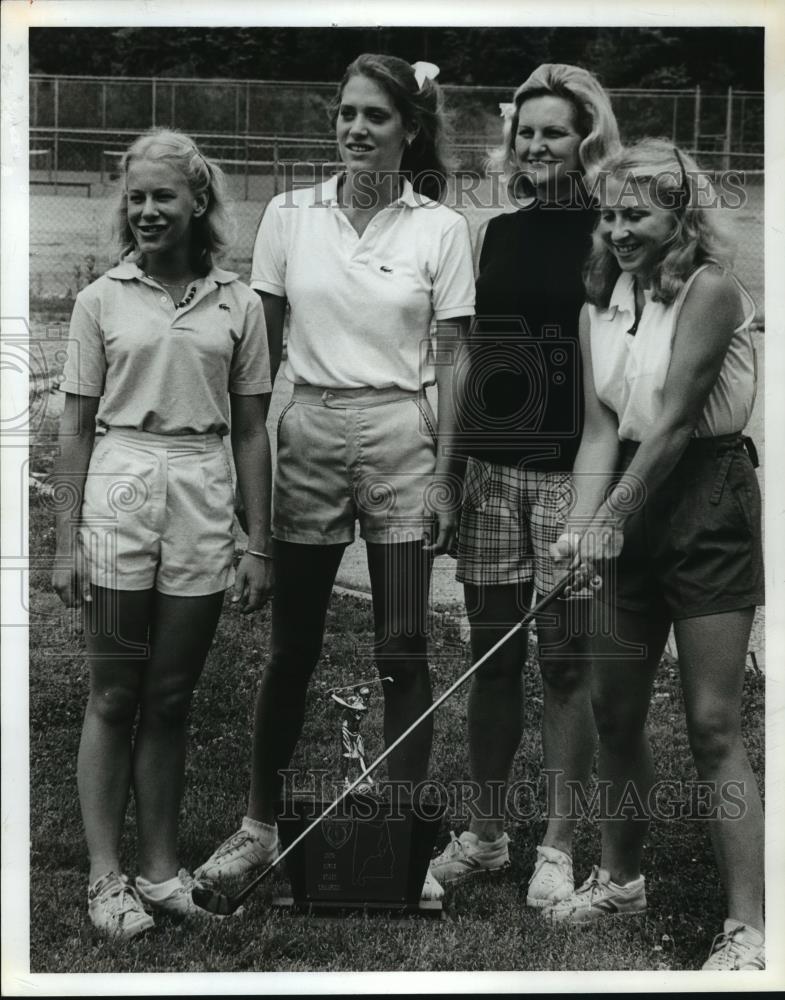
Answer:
[
  {"left": 135, "top": 868, "right": 240, "bottom": 920},
  {"left": 195, "top": 819, "right": 279, "bottom": 882},
  {"left": 545, "top": 865, "right": 646, "bottom": 924},
  {"left": 429, "top": 830, "right": 511, "bottom": 887},
  {"left": 702, "top": 921, "right": 765, "bottom": 971},
  {"left": 87, "top": 871, "right": 155, "bottom": 939},
  {"left": 526, "top": 845, "right": 574, "bottom": 908},
  {"left": 420, "top": 868, "right": 444, "bottom": 901}
]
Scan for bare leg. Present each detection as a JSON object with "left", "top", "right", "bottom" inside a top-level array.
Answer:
[
  {"left": 463, "top": 582, "right": 533, "bottom": 842},
  {"left": 591, "top": 604, "right": 670, "bottom": 884},
  {"left": 675, "top": 609, "right": 764, "bottom": 933},
  {"left": 536, "top": 596, "right": 595, "bottom": 855},
  {"left": 246, "top": 540, "right": 346, "bottom": 823},
  {"left": 79, "top": 586, "right": 152, "bottom": 883},
  {"left": 133, "top": 591, "right": 224, "bottom": 883},
  {"left": 366, "top": 540, "right": 434, "bottom": 786}
]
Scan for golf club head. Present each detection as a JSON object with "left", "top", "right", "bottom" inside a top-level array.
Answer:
[{"left": 191, "top": 883, "right": 239, "bottom": 916}]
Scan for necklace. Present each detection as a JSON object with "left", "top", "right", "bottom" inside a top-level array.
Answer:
[{"left": 145, "top": 273, "right": 198, "bottom": 309}]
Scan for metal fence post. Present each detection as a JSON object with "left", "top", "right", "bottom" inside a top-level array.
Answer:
[
  {"left": 152, "top": 77, "right": 157, "bottom": 127},
  {"left": 692, "top": 84, "right": 701, "bottom": 155},
  {"left": 53, "top": 77, "right": 59, "bottom": 194},
  {"left": 724, "top": 85, "right": 733, "bottom": 172}
]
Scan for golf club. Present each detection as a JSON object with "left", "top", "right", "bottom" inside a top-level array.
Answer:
[{"left": 191, "top": 563, "right": 600, "bottom": 915}]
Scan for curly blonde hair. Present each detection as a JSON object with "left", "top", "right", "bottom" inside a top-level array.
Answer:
[
  {"left": 583, "top": 138, "right": 736, "bottom": 307},
  {"left": 488, "top": 63, "right": 620, "bottom": 198},
  {"left": 115, "top": 128, "right": 234, "bottom": 272}
]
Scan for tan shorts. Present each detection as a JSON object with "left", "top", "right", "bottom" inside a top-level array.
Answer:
[
  {"left": 79, "top": 428, "right": 235, "bottom": 596},
  {"left": 273, "top": 384, "right": 438, "bottom": 545}
]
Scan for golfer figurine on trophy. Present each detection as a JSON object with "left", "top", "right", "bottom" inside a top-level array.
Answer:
[{"left": 329, "top": 677, "right": 392, "bottom": 794}]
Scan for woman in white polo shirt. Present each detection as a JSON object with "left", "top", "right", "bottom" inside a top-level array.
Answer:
[{"left": 197, "top": 54, "right": 475, "bottom": 894}]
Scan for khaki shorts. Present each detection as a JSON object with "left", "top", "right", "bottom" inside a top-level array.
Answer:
[
  {"left": 79, "top": 428, "right": 235, "bottom": 596},
  {"left": 273, "top": 384, "right": 438, "bottom": 545}
]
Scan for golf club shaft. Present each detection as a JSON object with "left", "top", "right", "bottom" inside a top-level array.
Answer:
[{"left": 220, "top": 567, "right": 583, "bottom": 910}]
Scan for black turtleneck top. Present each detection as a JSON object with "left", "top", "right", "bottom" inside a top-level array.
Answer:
[{"left": 457, "top": 200, "right": 597, "bottom": 471}]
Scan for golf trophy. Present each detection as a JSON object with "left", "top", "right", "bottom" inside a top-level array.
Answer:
[
  {"left": 330, "top": 679, "right": 379, "bottom": 794},
  {"left": 273, "top": 674, "right": 445, "bottom": 917}
]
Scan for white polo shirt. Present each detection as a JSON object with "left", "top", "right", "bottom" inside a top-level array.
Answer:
[
  {"left": 61, "top": 262, "right": 271, "bottom": 436},
  {"left": 251, "top": 174, "right": 475, "bottom": 390}
]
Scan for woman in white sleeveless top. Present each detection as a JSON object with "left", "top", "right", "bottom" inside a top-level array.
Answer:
[{"left": 547, "top": 140, "right": 764, "bottom": 971}]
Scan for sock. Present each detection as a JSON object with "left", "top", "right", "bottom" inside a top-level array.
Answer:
[
  {"left": 725, "top": 918, "right": 764, "bottom": 942},
  {"left": 135, "top": 872, "right": 182, "bottom": 900},
  {"left": 538, "top": 845, "right": 571, "bottom": 862},
  {"left": 242, "top": 815, "right": 278, "bottom": 844},
  {"left": 467, "top": 829, "right": 506, "bottom": 847}
]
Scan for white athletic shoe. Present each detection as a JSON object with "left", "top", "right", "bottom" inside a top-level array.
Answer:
[
  {"left": 545, "top": 865, "right": 646, "bottom": 924},
  {"left": 526, "top": 845, "right": 574, "bottom": 908},
  {"left": 87, "top": 871, "right": 155, "bottom": 939},
  {"left": 429, "top": 830, "right": 511, "bottom": 887},
  {"left": 135, "top": 868, "right": 240, "bottom": 920},
  {"left": 702, "top": 922, "right": 765, "bottom": 971},
  {"left": 195, "top": 819, "right": 279, "bottom": 882}
]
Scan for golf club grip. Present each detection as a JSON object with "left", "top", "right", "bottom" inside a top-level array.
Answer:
[{"left": 226, "top": 567, "right": 585, "bottom": 909}]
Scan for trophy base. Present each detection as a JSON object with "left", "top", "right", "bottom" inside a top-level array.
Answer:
[
  {"left": 271, "top": 896, "right": 445, "bottom": 919},
  {"left": 276, "top": 792, "right": 445, "bottom": 915}
]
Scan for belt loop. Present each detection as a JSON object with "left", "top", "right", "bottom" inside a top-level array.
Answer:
[{"left": 742, "top": 435, "right": 759, "bottom": 468}]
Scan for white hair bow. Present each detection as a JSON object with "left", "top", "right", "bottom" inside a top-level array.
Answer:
[{"left": 412, "top": 61, "right": 440, "bottom": 89}]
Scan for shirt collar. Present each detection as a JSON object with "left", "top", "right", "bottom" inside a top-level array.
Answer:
[
  {"left": 319, "top": 172, "right": 421, "bottom": 209},
  {"left": 106, "top": 260, "right": 238, "bottom": 284}
]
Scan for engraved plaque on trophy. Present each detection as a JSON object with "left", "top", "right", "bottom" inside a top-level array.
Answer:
[{"left": 274, "top": 676, "right": 445, "bottom": 917}]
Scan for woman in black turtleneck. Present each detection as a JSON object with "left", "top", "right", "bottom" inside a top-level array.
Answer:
[{"left": 430, "top": 64, "right": 621, "bottom": 905}]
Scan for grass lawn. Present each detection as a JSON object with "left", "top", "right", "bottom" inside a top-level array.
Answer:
[
  {"left": 20, "top": 308, "right": 767, "bottom": 977},
  {"left": 28, "top": 431, "right": 765, "bottom": 975}
]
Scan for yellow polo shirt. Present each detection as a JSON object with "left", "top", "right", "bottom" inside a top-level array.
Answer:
[{"left": 61, "top": 262, "right": 271, "bottom": 436}]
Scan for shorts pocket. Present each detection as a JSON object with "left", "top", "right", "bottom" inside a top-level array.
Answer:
[
  {"left": 726, "top": 452, "right": 760, "bottom": 537},
  {"left": 414, "top": 397, "right": 438, "bottom": 446},
  {"left": 462, "top": 458, "right": 491, "bottom": 513},
  {"left": 276, "top": 399, "right": 295, "bottom": 440}
]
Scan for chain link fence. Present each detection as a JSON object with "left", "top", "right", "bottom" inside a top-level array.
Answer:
[{"left": 29, "top": 75, "right": 764, "bottom": 317}]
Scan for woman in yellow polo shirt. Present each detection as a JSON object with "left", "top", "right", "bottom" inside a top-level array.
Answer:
[{"left": 51, "top": 129, "right": 274, "bottom": 937}]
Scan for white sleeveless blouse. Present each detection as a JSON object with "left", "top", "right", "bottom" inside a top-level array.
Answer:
[{"left": 587, "top": 266, "right": 757, "bottom": 442}]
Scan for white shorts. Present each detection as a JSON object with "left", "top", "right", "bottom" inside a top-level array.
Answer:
[{"left": 79, "top": 428, "right": 235, "bottom": 596}]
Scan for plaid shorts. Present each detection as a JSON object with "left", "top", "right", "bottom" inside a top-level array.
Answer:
[{"left": 455, "top": 457, "right": 574, "bottom": 593}]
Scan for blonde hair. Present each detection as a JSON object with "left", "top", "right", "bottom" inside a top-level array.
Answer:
[
  {"left": 583, "top": 138, "right": 736, "bottom": 307},
  {"left": 115, "top": 128, "right": 234, "bottom": 272},
  {"left": 488, "top": 63, "right": 620, "bottom": 198}
]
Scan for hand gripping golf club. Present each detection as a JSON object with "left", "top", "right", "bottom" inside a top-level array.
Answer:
[{"left": 191, "top": 563, "right": 600, "bottom": 915}]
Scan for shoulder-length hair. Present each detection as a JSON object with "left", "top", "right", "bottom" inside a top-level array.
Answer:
[
  {"left": 488, "top": 63, "right": 620, "bottom": 199},
  {"left": 114, "top": 128, "right": 234, "bottom": 273},
  {"left": 329, "top": 53, "right": 452, "bottom": 203},
  {"left": 583, "top": 138, "right": 736, "bottom": 308}
]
